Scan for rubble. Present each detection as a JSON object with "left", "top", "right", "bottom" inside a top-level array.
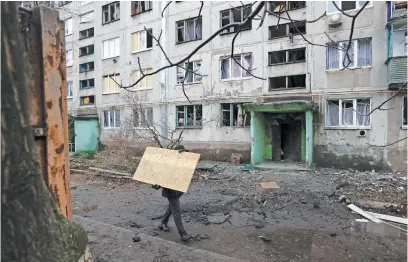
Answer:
[{"left": 206, "top": 213, "right": 230, "bottom": 224}]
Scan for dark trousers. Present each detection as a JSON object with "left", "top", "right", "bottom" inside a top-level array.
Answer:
[{"left": 161, "top": 197, "right": 187, "bottom": 236}]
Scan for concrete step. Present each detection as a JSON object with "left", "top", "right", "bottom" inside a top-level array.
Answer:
[{"left": 74, "top": 215, "right": 245, "bottom": 262}]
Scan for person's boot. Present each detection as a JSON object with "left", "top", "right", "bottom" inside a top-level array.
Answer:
[
  {"left": 180, "top": 233, "right": 191, "bottom": 241},
  {"left": 158, "top": 223, "right": 170, "bottom": 232}
]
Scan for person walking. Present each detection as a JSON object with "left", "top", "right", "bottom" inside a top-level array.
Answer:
[{"left": 152, "top": 145, "right": 191, "bottom": 241}]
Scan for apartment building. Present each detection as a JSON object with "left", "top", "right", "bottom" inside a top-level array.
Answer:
[{"left": 56, "top": 1, "right": 407, "bottom": 171}]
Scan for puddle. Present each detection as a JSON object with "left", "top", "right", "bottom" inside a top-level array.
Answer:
[{"left": 350, "top": 220, "right": 407, "bottom": 240}]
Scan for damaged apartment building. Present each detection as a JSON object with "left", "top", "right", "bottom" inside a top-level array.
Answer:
[{"left": 55, "top": 1, "right": 407, "bottom": 171}]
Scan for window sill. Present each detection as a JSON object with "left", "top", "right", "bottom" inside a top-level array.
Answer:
[
  {"left": 269, "top": 60, "right": 306, "bottom": 66},
  {"left": 102, "top": 92, "right": 120, "bottom": 95},
  {"left": 79, "top": 36, "right": 93, "bottom": 41},
  {"left": 67, "top": 96, "right": 73, "bottom": 99},
  {"left": 80, "top": 104, "right": 95, "bottom": 107},
  {"left": 220, "top": 77, "right": 252, "bottom": 82},
  {"left": 79, "top": 53, "right": 94, "bottom": 57},
  {"left": 325, "top": 126, "right": 371, "bottom": 130},
  {"left": 326, "top": 66, "right": 372, "bottom": 72},
  {"left": 176, "top": 126, "right": 203, "bottom": 129},
  {"left": 220, "top": 28, "right": 251, "bottom": 36},
  {"left": 132, "top": 48, "right": 153, "bottom": 54},
  {"left": 176, "top": 38, "right": 202, "bottom": 45},
  {"left": 80, "top": 21, "right": 95, "bottom": 24},
  {"left": 67, "top": 64, "right": 73, "bottom": 67},
  {"left": 326, "top": 5, "right": 373, "bottom": 16},
  {"left": 269, "top": 33, "right": 305, "bottom": 41},
  {"left": 102, "top": 55, "right": 120, "bottom": 60},
  {"left": 79, "top": 87, "right": 95, "bottom": 90},
  {"left": 102, "top": 19, "right": 120, "bottom": 26},
  {"left": 80, "top": 70, "right": 94, "bottom": 73},
  {"left": 128, "top": 87, "right": 153, "bottom": 91},
  {"left": 102, "top": 127, "right": 120, "bottom": 130},
  {"left": 269, "top": 87, "right": 306, "bottom": 91},
  {"left": 175, "top": 82, "right": 202, "bottom": 86},
  {"left": 221, "top": 125, "right": 250, "bottom": 128},
  {"left": 268, "top": 6, "right": 306, "bottom": 14},
  {"left": 65, "top": 33, "right": 73, "bottom": 37},
  {"left": 131, "top": 10, "right": 152, "bottom": 16},
  {"left": 402, "top": 126, "right": 407, "bottom": 130}
]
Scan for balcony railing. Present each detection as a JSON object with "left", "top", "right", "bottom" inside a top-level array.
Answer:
[{"left": 385, "top": 56, "right": 407, "bottom": 88}]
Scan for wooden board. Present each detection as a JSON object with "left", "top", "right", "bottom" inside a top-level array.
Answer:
[
  {"left": 132, "top": 147, "right": 201, "bottom": 192},
  {"left": 367, "top": 211, "right": 408, "bottom": 225},
  {"left": 260, "top": 182, "right": 280, "bottom": 189},
  {"left": 347, "top": 204, "right": 383, "bottom": 223}
]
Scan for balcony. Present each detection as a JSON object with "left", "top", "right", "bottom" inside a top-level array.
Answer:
[{"left": 385, "top": 56, "right": 407, "bottom": 88}]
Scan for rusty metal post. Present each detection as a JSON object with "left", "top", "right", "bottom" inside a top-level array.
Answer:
[{"left": 21, "top": 6, "right": 72, "bottom": 220}]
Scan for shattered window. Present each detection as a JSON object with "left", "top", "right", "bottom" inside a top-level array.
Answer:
[
  {"left": 220, "top": 5, "right": 252, "bottom": 34},
  {"left": 102, "top": 2, "right": 120, "bottom": 24},
  {"left": 103, "top": 110, "right": 120, "bottom": 128},
  {"left": 176, "top": 105, "right": 202, "bottom": 128},
  {"left": 326, "top": 100, "right": 339, "bottom": 126},
  {"left": 356, "top": 99, "right": 370, "bottom": 126},
  {"left": 177, "top": 61, "right": 202, "bottom": 84},
  {"left": 221, "top": 53, "right": 253, "bottom": 80},
  {"left": 221, "top": 103, "right": 250, "bottom": 127},
  {"left": 176, "top": 17, "right": 202, "bottom": 43},
  {"left": 326, "top": 98, "right": 371, "bottom": 128},
  {"left": 131, "top": 1, "right": 153, "bottom": 15},
  {"left": 269, "top": 75, "right": 306, "bottom": 89},
  {"left": 341, "top": 100, "right": 354, "bottom": 125}
]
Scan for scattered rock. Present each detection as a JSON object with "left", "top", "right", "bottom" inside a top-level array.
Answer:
[
  {"left": 150, "top": 214, "right": 163, "bottom": 220},
  {"left": 207, "top": 213, "right": 230, "bottom": 224},
  {"left": 231, "top": 153, "right": 242, "bottom": 164},
  {"left": 328, "top": 192, "right": 336, "bottom": 197},
  {"left": 313, "top": 203, "right": 320, "bottom": 209},
  {"left": 346, "top": 199, "right": 351, "bottom": 204},
  {"left": 199, "top": 234, "right": 210, "bottom": 239},
  {"left": 338, "top": 195, "right": 347, "bottom": 203},
  {"left": 255, "top": 222, "right": 265, "bottom": 229},
  {"left": 300, "top": 199, "right": 307, "bottom": 204},
  {"left": 336, "top": 181, "right": 350, "bottom": 190},
  {"left": 151, "top": 231, "right": 159, "bottom": 236},
  {"left": 129, "top": 222, "right": 143, "bottom": 228},
  {"left": 330, "top": 232, "right": 337, "bottom": 237},
  {"left": 258, "top": 236, "right": 271, "bottom": 242},
  {"left": 132, "top": 235, "right": 141, "bottom": 242}
]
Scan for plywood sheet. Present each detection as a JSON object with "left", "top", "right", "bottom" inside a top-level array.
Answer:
[
  {"left": 133, "top": 147, "right": 201, "bottom": 192},
  {"left": 260, "top": 182, "right": 280, "bottom": 189}
]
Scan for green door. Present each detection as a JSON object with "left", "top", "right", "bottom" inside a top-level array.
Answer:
[{"left": 74, "top": 119, "right": 99, "bottom": 152}]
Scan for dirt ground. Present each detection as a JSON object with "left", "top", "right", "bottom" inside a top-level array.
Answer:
[{"left": 70, "top": 154, "right": 407, "bottom": 262}]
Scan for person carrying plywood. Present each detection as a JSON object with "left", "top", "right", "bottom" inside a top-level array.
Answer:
[{"left": 152, "top": 145, "right": 192, "bottom": 242}]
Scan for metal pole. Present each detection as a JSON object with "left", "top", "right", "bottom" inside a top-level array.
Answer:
[{"left": 160, "top": 1, "right": 168, "bottom": 147}]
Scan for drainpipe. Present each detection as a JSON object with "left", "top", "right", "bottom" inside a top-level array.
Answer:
[{"left": 160, "top": 1, "right": 168, "bottom": 147}]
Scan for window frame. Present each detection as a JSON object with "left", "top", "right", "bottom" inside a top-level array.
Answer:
[
  {"left": 402, "top": 96, "right": 407, "bottom": 129},
  {"left": 133, "top": 107, "right": 154, "bottom": 128},
  {"left": 79, "top": 62, "right": 94, "bottom": 73},
  {"left": 79, "top": 44, "right": 94, "bottom": 57},
  {"left": 176, "top": 104, "right": 203, "bottom": 128},
  {"left": 269, "top": 21, "right": 306, "bottom": 39},
  {"left": 326, "top": 38, "right": 372, "bottom": 71},
  {"left": 102, "top": 74, "right": 121, "bottom": 94},
  {"left": 220, "top": 5, "right": 252, "bottom": 35},
  {"left": 66, "top": 49, "right": 73, "bottom": 67},
  {"left": 65, "top": 18, "right": 73, "bottom": 36},
  {"left": 176, "top": 16, "right": 202, "bottom": 44},
  {"left": 131, "top": 69, "right": 153, "bottom": 90},
  {"left": 79, "top": 95, "right": 95, "bottom": 106},
  {"left": 79, "top": 78, "right": 95, "bottom": 89},
  {"left": 80, "top": 11, "right": 95, "bottom": 24},
  {"left": 131, "top": 1, "right": 153, "bottom": 16},
  {"left": 220, "top": 53, "right": 253, "bottom": 81},
  {"left": 131, "top": 29, "right": 153, "bottom": 53},
  {"left": 102, "top": 109, "right": 121, "bottom": 129},
  {"left": 269, "top": 1, "right": 306, "bottom": 13},
  {"left": 325, "top": 98, "right": 372, "bottom": 129},
  {"left": 79, "top": 28, "right": 94, "bottom": 40},
  {"left": 326, "top": 1, "right": 373, "bottom": 15},
  {"left": 102, "top": 37, "right": 120, "bottom": 59},
  {"left": 268, "top": 74, "right": 307, "bottom": 90},
  {"left": 220, "top": 103, "right": 250, "bottom": 127},
  {"left": 67, "top": 81, "right": 73, "bottom": 98},
  {"left": 268, "top": 47, "right": 306, "bottom": 66},
  {"left": 102, "top": 2, "right": 120, "bottom": 25},
  {"left": 176, "top": 60, "right": 202, "bottom": 85}
]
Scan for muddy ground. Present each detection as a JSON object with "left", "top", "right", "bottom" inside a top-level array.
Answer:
[{"left": 70, "top": 152, "right": 407, "bottom": 262}]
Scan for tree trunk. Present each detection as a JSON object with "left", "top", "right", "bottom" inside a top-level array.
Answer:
[{"left": 1, "top": 2, "right": 90, "bottom": 261}]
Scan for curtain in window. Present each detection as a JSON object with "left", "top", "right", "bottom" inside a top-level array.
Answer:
[
  {"left": 139, "top": 31, "right": 146, "bottom": 49},
  {"left": 186, "top": 20, "right": 195, "bottom": 41},
  {"left": 342, "top": 41, "right": 355, "bottom": 68},
  {"left": 221, "top": 58, "right": 230, "bottom": 79},
  {"left": 195, "top": 18, "right": 202, "bottom": 39},
  {"left": 194, "top": 61, "right": 202, "bottom": 82},
  {"left": 342, "top": 101, "right": 353, "bottom": 125},
  {"left": 357, "top": 99, "right": 370, "bottom": 126},
  {"left": 109, "top": 111, "right": 115, "bottom": 127},
  {"left": 232, "top": 55, "right": 241, "bottom": 78},
  {"left": 177, "top": 22, "right": 185, "bottom": 42},
  {"left": 326, "top": 101, "right": 339, "bottom": 126},
  {"left": 326, "top": 44, "right": 339, "bottom": 70},
  {"left": 357, "top": 38, "right": 372, "bottom": 67},
  {"left": 242, "top": 54, "right": 252, "bottom": 77},
  {"left": 115, "top": 110, "right": 120, "bottom": 127},
  {"left": 185, "top": 62, "right": 194, "bottom": 83},
  {"left": 104, "top": 111, "right": 109, "bottom": 127}
]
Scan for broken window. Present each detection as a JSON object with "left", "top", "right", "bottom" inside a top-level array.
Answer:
[
  {"left": 403, "top": 97, "right": 407, "bottom": 127},
  {"left": 176, "top": 105, "right": 202, "bottom": 128},
  {"left": 66, "top": 49, "right": 73, "bottom": 67},
  {"left": 103, "top": 110, "right": 120, "bottom": 128},
  {"left": 326, "top": 38, "right": 372, "bottom": 70},
  {"left": 176, "top": 17, "right": 202, "bottom": 43},
  {"left": 131, "top": 29, "right": 153, "bottom": 52},
  {"left": 79, "top": 28, "right": 94, "bottom": 40},
  {"left": 65, "top": 18, "right": 72, "bottom": 36},
  {"left": 131, "top": 1, "right": 152, "bottom": 15},
  {"left": 79, "top": 62, "right": 94, "bottom": 73},
  {"left": 103, "top": 74, "right": 120, "bottom": 94},
  {"left": 221, "top": 103, "right": 250, "bottom": 127},
  {"left": 269, "top": 48, "right": 306, "bottom": 65},
  {"left": 80, "top": 11, "right": 94, "bottom": 23},
  {"left": 220, "top": 5, "right": 252, "bottom": 34},
  {"left": 67, "top": 81, "right": 73, "bottom": 98},
  {"left": 269, "top": 74, "right": 306, "bottom": 89},
  {"left": 79, "top": 78, "right": 94, "bottom": 89},
  {"left": 177, "top": 61, "right": 202, "bottom": 84},
  {"left": 221, "top": 53, "right": 252, "bottom": 80},
  {"left": 269, "top": 22, "right": 306, "bottom": 39},
  {"left": 79, "top": 44, "right": 94, "bottom": 57},
  {"left": 269, "top": 1, "right": 305, "bottom": 12},
  {"left": 102, "top": 2, "right": 120, "bottom": 24},
  {"left": 326, "top": 98, "right": 371, "bottom": 128},
  {"left": 133, "top": 108, "right": 153, "bottom": 127},
  {"left": 132, "top": 69, "right": 153, "bottom": 90},
  {"left": 327, "top": 1, "right": 372, "bottom": 14},
  {"left": 80, "top": 95, "right": 95, "bottom": 106}
]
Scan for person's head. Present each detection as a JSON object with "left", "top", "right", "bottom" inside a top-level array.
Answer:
[{"left": 174, "top": 145, "right": 185, "bottom": 151}]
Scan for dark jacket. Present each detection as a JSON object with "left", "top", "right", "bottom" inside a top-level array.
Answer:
[{"left": 162, "top": 187, "right": 184, "bottom": 199}]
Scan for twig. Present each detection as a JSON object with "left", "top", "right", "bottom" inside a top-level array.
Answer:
[
  {"left": 162, "top": 1, "right": 172, "bottom": 18},
  {"left": 367, "top": 137, "right": 408, "bottom": 147}
]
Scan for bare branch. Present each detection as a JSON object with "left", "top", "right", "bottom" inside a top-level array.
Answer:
[
  {"left": 197, "top": 1, "right": 203, "bottom": 21},
  {"left": 363, "top": 82, "right": 407, "bottom": 116},
  {"left": 162, "top": 1, "right": 172, "bottom": 18},
  {"left": 367, "top": 137, "right": 408, "bottom": 147}
]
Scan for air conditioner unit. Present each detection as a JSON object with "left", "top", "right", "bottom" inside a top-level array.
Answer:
[{"left": 328, "top": 14, "right": 342, "bottom": 30}]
